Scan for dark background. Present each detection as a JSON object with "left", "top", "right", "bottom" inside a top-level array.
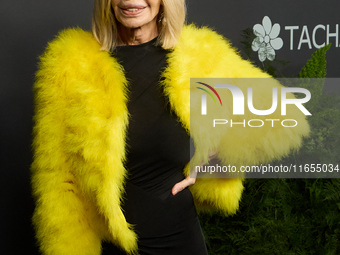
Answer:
[{"left": 1, "top": 1, "right": 339, "bottom": 254}]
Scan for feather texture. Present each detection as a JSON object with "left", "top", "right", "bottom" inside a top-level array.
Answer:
[{"left": 31, "top": 24, "right": 309, "bottom": 254}]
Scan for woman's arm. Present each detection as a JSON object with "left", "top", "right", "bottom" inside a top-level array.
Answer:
[{"left": 31, "top": 42, "right": 104, "bottom": 255}]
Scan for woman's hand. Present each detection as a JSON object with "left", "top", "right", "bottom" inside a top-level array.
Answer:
[
  {"left": 171, "top": 171, "right": 197, "bottom": 196},
  {"left": 171, "top": 151, "right": 217, "bottom": 196}
]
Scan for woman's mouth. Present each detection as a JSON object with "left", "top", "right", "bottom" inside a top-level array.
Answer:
[{"left": 120, "top": 5, "right": 146, "bottom": 15}]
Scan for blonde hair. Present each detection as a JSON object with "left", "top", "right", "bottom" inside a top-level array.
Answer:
[{"left": 92, "top": 0, "right": 186, "bottom": 51}]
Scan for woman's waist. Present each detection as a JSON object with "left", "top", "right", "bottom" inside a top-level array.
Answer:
[{"left": 126, "top": 168, "right": 185, "bottom": 199}]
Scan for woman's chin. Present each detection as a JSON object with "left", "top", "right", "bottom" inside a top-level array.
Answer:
[{"left": 120, "top": 18, "right": 157, "bottom": 31}]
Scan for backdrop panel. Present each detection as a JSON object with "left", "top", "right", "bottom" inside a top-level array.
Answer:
[{"left": 0, "top": 1, "right": 338, "bottom": 254}]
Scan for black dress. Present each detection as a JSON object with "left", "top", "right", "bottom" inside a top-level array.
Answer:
[{"left": 102, "top": 37, "right": 208, "bottom": 255}]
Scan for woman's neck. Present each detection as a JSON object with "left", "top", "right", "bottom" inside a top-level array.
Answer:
[{"left": 117, "top": 21, "right": 158, "bottom": 46}]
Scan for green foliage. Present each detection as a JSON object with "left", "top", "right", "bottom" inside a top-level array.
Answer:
[
  {"left": 296, "top": 43, "right": 332, "bottom": 113},
  {"left": 299, "top": 44, "right": 332, "bottom": 79},
  {"left": 200, "top": 178, "right": 340, "bottom": 255},
  {"left": 199, "top": 38, "right": 340, "bottom": 254}
]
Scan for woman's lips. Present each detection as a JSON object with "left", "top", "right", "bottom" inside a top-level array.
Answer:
[{"left": 120, "top": 5, "right": 146, "bottom": 15}]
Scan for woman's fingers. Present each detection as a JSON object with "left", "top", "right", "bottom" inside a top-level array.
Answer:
[{"left": 171, "top": 175, "right": 196, "bottom": 196}]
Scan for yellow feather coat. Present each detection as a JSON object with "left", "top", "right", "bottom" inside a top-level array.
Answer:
[{"left": 31, "top": 24, "right": 309, "bottom": 254}]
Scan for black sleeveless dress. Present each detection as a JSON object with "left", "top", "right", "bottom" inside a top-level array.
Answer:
[{"left": 102, "top": 37, "right": 208, "bottom": 255}]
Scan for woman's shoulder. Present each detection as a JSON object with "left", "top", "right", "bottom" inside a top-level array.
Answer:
[
  {"left": 166, "top": 24, "right": 251, "bottom": 77},
  {"left": 37, "top": 28, "right": 105, "bottom": 72},
  {"left": 182, "top": 24, "right": 227, "bottom": 39},
  {"left": 36, "top": 27, "right": 118, "bottom": 82},
  {"left": 178, "top": 24, "right": 235, "bottom": 51},
  {"left": 174, "top": 24, "right": 242, "bottom": 66},
  {"left": 44, "top": 28, "right": 98, "bottom": 55}
]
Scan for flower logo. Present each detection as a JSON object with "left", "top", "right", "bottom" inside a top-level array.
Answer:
[{"left": 252, "top": 16, "right": 283, "bottom": 62}]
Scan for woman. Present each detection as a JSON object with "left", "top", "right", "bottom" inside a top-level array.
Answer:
[{"left": 31, "top": 0, "right": 309, "bottom": 254}]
